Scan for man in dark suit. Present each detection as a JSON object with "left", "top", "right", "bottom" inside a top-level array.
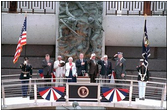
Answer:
[
  {"left": 98, "top": 55, "right": 112, "bottom": 83},
  {"left": 76, "top": 53, "right": 88, "bottom": 76},
  {"left": 113, "top": 52, "right": 126, "bottom": 87},
  {"left": 42, "top": 54, "right": 53, "bottom": 86},
  {"left": 87, "top": 53, "right": 98, "bottom": 83}
]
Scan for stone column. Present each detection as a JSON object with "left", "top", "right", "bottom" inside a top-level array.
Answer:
[{"left": 55, "top": 1, "right": 60, "bottom": 59}]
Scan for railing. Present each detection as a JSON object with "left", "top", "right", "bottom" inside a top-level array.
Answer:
[
  {"left": 2, "top": 73, "right": 166, "bottom": 83},
  {"left": 2, "top": 1, "right": 167, "bottom": 15},
  {"left": 1, "top": 78, "right": 167, "bottom": 109},
  {"left": 126, "top": 75, "right": 167, "bottom": 83},
  {"left": 151, "top": 1, "right": 167, "bottom": 15},
  {"left": 106, "top": 1, "right": 144, "bottom": 15},
  {"left": 1, "top": 1, "right": 56, "bottom": 14},
  {"left": 106, "top": 1, "right": 167, "bottom": 16}
]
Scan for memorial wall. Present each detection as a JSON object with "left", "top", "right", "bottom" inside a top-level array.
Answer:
[{"left": 1, "top": 1, "right": 167, "bottom": 76}]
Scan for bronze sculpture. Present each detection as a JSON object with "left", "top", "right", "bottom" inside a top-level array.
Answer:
[{"left": 58, "top": 2, "right": 103, "bottom": 61}]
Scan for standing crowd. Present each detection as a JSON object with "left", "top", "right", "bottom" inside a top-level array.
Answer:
[
  {"left": 19, "top": 52, "right": 149, "bottom": 100},
  {"left": 41, "top": 52, "right": 126, "bottom": 83}
]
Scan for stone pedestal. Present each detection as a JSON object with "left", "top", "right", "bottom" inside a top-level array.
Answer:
[{"left": 77, "top": 76, "right": 90, "bottom": 83}]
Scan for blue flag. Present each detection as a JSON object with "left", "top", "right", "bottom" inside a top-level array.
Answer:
[{"left": 142, "top": 19, "right": 150, "bottom": 67}]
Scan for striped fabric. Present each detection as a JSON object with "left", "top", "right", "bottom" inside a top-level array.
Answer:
[{"left": 13, "top": 17, "right": 27, "bottom": 64}]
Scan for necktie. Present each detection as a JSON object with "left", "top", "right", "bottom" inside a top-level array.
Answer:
[{"left": 117, "top": 59, "right": 120, "bottom": 65}]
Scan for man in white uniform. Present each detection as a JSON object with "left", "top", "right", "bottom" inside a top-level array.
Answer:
[{"left": 54, "top": 56, "right": 65, "bottom": 86}]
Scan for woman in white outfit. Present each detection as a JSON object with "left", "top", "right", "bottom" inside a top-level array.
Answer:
[{"left": 65, "top": 57, "right": 77, "bottom": 82}]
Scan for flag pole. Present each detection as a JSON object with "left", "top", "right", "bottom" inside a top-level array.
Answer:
[
  {"left": 24, "top": 11, "right": 27, "bottom": 58},
  {"left": 144, "top": 13, "right": 147, "bottom": 20}
]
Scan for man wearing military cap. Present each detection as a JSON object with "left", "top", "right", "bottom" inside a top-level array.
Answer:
[
  {"left": 98, "top": 55, "right": 112, "bottom": 83},
  {"left": 88, "top": 53, "right": 99, "bottom": 83},
  {"left": 113, "top": 52, "right": 126, "bottom": 87},
  {"left": 19, "top": 57, "right": 33, "bottom": 97}
]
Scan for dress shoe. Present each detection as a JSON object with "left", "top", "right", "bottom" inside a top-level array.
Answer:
[
  {"left": 142, "top": 98, "right": 145, "bottom": 100},
  {"left": 22, "top": 96, "right": 27, "bottom": 98},
  {"left": 139, "top": 98, "right": 143, "bottom": 100}
]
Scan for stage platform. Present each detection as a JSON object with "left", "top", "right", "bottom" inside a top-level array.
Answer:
[{"left": 1, "top": 96, "right": 166, "bottom": 110}]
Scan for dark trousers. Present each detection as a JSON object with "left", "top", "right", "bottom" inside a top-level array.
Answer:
[
  {"left": 44, "top": 73, "right": 51, "bottom": 87},
  {"left": 67, "top": 70, "right": 76, "bottom": 82},
  {"left": 78, "top": 70, "right": 86, "bottom": 76},
  {"left": 21, "top": 80, "right": 29, "bottom": 97},
  {"left": 89, "top": 73, "right": 96, "bottom": 83}
]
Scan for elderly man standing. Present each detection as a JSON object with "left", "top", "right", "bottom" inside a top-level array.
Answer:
[
  {"left": 88, "top": 53, "right": 99, "bottom": 83},
  {"left": 113, "top": 52, "right": 126, "bottom": 87},
  {"left": 54, "top": 56, "right": 65, "bottom": 86},
  {"left": 42, "top": 54, "right": 53, "bottom": 86},
  {"left": 98, "top": 55, "right": 112, "bottom": 83},
  {"left": 76, "top": 53, "right": 88, "bottom": 76}
]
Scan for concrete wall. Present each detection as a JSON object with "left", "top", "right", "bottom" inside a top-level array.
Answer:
[
  {"left": 2, "top": 13, "right": 167, "bottom": 47},
  {"left": 1, "top": 44, "right": 55, "bottom": 67},
  {"left": 2, "top": 13, "right": 56, "bottom": 44},
  {"left": 103, "top": 16, "right": 166, "bottom": 47}
]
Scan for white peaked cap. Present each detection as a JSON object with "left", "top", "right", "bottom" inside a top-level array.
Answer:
[
  {"left": 140, "top": 59, "right": 144, "bottom": 62},
  {"left": 57, "top": 55, "right": 62, "bottom": 58},
  {"left": 91, "top": 53, "right": 96, "bottom": 57},
  {"left": 103, "top": 55, "right": 108, "bottom": 58},
  {"left": 90, "top": 53, "right": 96, "bottom": 59}
]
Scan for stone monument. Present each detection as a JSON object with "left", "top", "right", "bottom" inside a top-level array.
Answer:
[{"left": 58, "top": 2, "right": 103, "bottom": 61}]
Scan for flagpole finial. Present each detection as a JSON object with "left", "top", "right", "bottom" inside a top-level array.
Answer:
[
  {"left": 144, "top": 13, "right": 147, "bottom": 20},
  {"left": 25, "top": 11, "right": 27, "bottom": 17}
]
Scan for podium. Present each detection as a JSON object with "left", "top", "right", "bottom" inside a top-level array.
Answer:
[{"left": 77, "top": 76, "right": 90, "bottom": 83}]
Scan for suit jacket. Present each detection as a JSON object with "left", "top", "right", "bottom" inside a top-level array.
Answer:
[
  {"left": 88, "top": 59, "right": 98, "bottom": 75},
  {"left": 98, "top": 60, "right": 112, "bottom": 75},
  {"left": 76, "top": 59, "right": 88, "bottom": 76},
  {"left": 113, "top": 57, "right": 126, "bottom": 79},
  {"left": 137, "top": 65, "right": 149, "bottom": 81},
  {"left": 65, "top": 62, "right": 77, "bottom": 77},
  {"left": 42, "top": 59, "right": 53, "bottom": 77}
]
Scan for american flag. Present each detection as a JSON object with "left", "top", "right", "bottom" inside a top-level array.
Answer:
[
  {"left": 13, "top": 17, "right": 27, "bottom": 64},
  {"left": 142, "top": 19, "right": 150, "bottom": 67}
]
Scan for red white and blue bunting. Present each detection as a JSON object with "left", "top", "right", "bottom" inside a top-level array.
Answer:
[
  {"left": 38, "top": 87, "right": 65, "bottom": 101},
  {"left": 102, "top": 87, "right": 129, "bottom": 102}
]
